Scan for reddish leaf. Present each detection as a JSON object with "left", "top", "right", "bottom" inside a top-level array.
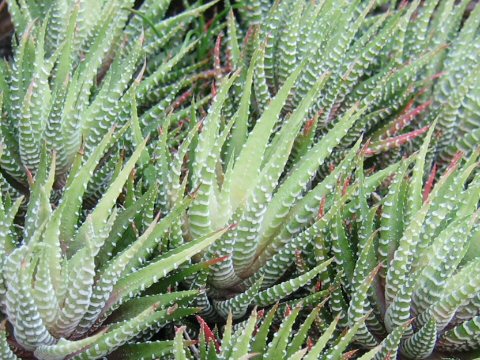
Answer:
[
  {"left": 423, "top": 163, "right": 437, "bottom": 202},
  {"left": 196, "top": 316, "right": 220, "bottom": 352}
]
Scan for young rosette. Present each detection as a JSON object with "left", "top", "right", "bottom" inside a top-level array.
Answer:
[{"left": 174, "top": 302, "right": 385, "bottom": 360}]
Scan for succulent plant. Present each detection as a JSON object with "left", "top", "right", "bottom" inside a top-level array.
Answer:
[
  {"left": 171, "top": 124, "right": 480, "bottom": 360},
  {"left": 0, "top": 0, "right": 217, "bottom": 199},
  {"left": 0, "top": 0, "right": 479, "bottom": 359},
  {"left": 230, "top": 0, "right": 480, "bottom": 167},
  {"left": 410, "top": 0, "right": 480, "bottom": 164},
  {"left": 309, "top": 127, "right": 480, "bottom": 359},
  {"left": 174, "top": 302, "right": 378, "bottom": 360},
  {"left": 224, "top": 0, "right": 438, "bottom": 166},
  {"left": 173, "top": 271, "right": 426, "bottom": 360},
  {"left": 0, "top": 128, "right": 228, "bottom": 359},
  {"left": 142, "top": 43, "right": 416, "bottom": 323}
]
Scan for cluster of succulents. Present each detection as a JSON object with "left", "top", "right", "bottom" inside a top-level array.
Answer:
[{"left": 0, "top": 0, "right": 479, "bottom": 359}]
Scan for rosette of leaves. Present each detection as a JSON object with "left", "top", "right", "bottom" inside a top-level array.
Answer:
[
  {"left": 0, "top": 0, "right": 218, "bottom": 199},
  {"left": 173, "top": 286, "right": 421, "bottom": 359},
  {"left": 230, "top": 0, "right": 480, "bottom": 168},
  {"left": 401, "top": 0, "right": 480, "bottom": 164},
  {"left": 146, "top": 45, "right": 409, "bottom": 322},
  {"left": 0, "top": 128, "right": 228, "bottom": 359},
  {"left": 173, "top": 303, "right": 379, "bottom": 360},
  {"left": 222, "top": 0, "right": 444, "bottom": 169},
  {"left": 310, "top": 127, "right": 480, "bottom": 359}
]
